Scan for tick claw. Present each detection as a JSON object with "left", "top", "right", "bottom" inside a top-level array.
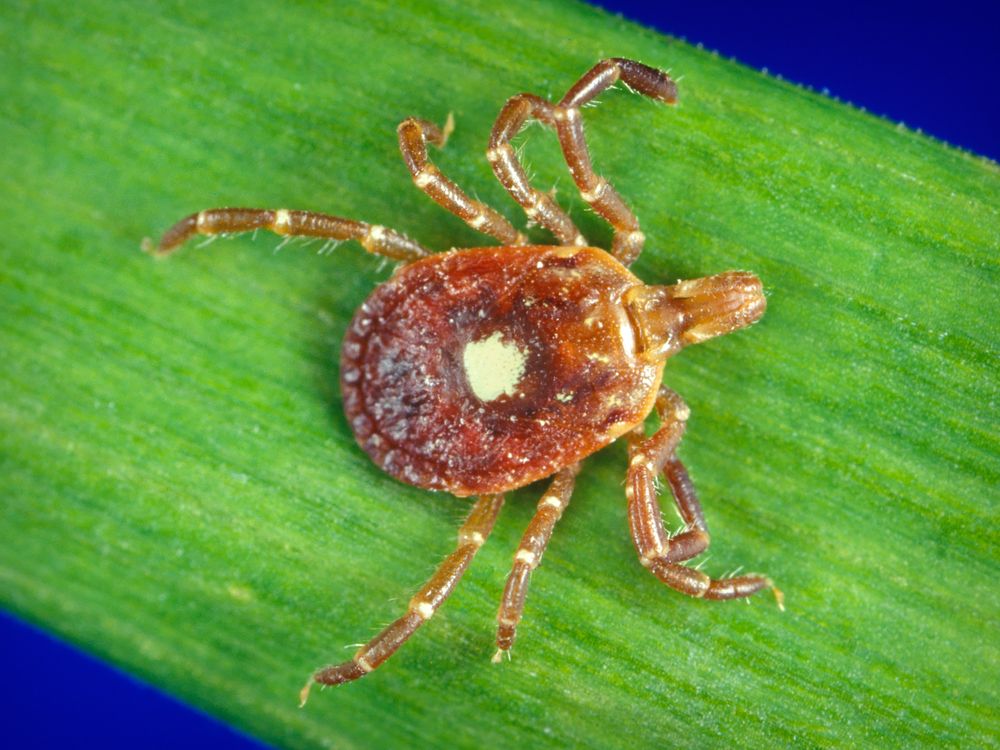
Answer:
[
  {"left": 298, "top": 678, "right": 314, "bottom": 708},
  {"left": 491, "top": 649, "right": 505, "bottom": 664},
  {"left": 441, "top": 112, "right": 455, "bottom": 147},
  {"left": 772, "top": 586, "right": 785, "bottom": 612}
]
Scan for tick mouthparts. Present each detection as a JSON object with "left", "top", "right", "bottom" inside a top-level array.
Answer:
[
  {"left": 674, "top": 271, "right": 767, "bottom": 344},
  {"left": 625, "top": 271, "right": 767, "bottom": 360}
]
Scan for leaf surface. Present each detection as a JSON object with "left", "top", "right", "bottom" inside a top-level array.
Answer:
[{"left": 1, "top": 1, "right": 997, "bottom": 747}]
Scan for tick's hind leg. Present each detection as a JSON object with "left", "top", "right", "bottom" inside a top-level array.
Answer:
[
  {"left": 144, "top": 208, "right": 429, "bottom": 261},
  {"left": 398, "top": 116, "right": 526, "bottom": 245},
  {"left": 494, "top": 464, "right": 579, "bottom": 662},
  {"left": 300, "top": 494, "right": 504, "bottom": 705},
  {"left": 489, "top": 59, "right": 677, "bottom": 265},
  {"left": 626, "top": 387, "right": 783, "bottom": 607}
]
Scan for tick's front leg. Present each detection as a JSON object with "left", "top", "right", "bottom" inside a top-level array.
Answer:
[
  {"left": 626, "top": 387, "right": 783, "bottom": 607},
  {"left": 488, "top": 93, "right": 587, "bottom": 247},
  {"left": 489, "top": 59, "right": 677, "bottom": 265}
]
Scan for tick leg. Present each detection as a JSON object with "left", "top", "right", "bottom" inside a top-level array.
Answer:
[
  {"left": 555, "top": 59, "right": 677, "bottom": 266},
  {"left": 144, "top": 208, "right": 429, "bottom": 261},
  {"left": 489, "top": 59, "right": 677, "bottom": 265},
  {"left": 398, "top": 116, "right": 527, "bottom": 245},
  {"left": 300, "top": 494, "right": 504, "bottom": 704},
  {"left": 626, "top": 386, "right": 783, "bottom": 607},
  {"left": 494, "top": 464, "right": 580, "bottom": 662},
  {"left": 489, "top": 94, "right": 587, "bottom": 246}
]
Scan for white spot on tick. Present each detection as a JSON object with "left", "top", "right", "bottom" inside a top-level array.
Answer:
[
  {"left": 460, "top": 530, "right": 485, "bottom": 547},
  {"left": 413, "top": 600, "right": 434, "bottom": 620},
  {"left": 414, "top": 168, "right": 436, "bottom": 188},
  {"left": 273, "top": 209, "right": 291, "bottom": 232},
  {"left": 462, "top": 331, "right": 527, "bottom": 402},
  {"left": 516, "top": 549, "right": 537, "bottom": 566}
]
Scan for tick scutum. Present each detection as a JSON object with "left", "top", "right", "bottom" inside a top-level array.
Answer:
[{"left": 341, "top": 245, "right": 664, "bottom": 497}]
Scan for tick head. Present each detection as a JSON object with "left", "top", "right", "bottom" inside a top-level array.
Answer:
[
  {"left": 671, "top": 271, "right": 767, "bottom": 344},
  {"left": 624, "top": 271, "right": 766, "bottom": 361}
]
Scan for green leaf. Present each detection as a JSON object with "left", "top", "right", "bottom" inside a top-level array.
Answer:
[{"left": 2, "top": 1, "right": 997, "bottom": 748}]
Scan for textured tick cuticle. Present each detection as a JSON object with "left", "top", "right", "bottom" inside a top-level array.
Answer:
[
  {"left": 339, "top": 245, "right": 662, "bottom": 497},
  {"left": 148, "top": 58, "right": 781, "bottom": 702}
]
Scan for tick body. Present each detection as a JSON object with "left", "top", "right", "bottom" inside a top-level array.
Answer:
[
  {"left": 147, "top": 58, "right": 781, "bottom": 704},
  {"left": 343, "top": 244, "right": 662, "bottom": 496}
]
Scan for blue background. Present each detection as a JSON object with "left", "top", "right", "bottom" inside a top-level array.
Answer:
[
  {"left": 3, "top": 2, "right": 995, "bottom": 748},
  {"left": 598, "top": 1, "right": 998, "bottom": 161}
]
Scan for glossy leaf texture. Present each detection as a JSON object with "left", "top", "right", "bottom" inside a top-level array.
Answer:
[{"left": 1, "top": 1, "right": 997, "bottom": 747}]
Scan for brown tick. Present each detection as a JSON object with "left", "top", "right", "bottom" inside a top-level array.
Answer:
[{"left": 146, "top": 59, "right": 782, "bottom": 704}]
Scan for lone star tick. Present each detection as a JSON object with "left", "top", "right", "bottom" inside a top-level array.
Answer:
[{"left": 145, "top": 58, "right": 783, "bottom": 705}]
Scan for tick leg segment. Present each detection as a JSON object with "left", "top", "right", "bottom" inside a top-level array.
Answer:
[
  {"left": 300, "top": 494, "right": 504, "bottom": 704},
  {"left": 398, "top": 116, "right": 527, "bottom": 245},
  {"left": 556, "top": 59, "right": 677, "bottom": 266},
  {"left": 144, "top": 208, "right": 429, "bottom": 261},
  {"left": 489, "top": 59, "right": 677, "bottom": 265},
  {"left": 494, "top": 464, "right": 580, "bottom": 662},
  {"left": 626, "top": 387, "right": 782, "bottom": 606},
  {"left": 489, "top": 94, "right": 587, "bottom": 247}
]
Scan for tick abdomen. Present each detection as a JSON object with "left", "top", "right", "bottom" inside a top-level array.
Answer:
[{"left": 341, "top": 245, "right": 664, "bottom": 496}]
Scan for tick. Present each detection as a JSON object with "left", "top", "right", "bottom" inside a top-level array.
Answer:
[{"left": 146, "top": 59, "right": 782, "bottom": 704}]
